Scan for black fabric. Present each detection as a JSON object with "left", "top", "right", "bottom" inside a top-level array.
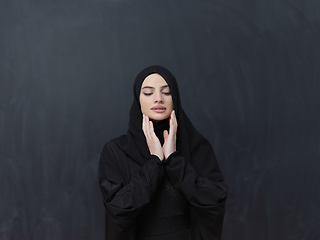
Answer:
[
  {"left": 136, "top": 228, "right": 192, "bottom": 240},
  {"left": 135, "top": 171, "right": 191, "bottom": 236},
  {"left": 152, "top": 118, "right": 169, "bottom": 146},
  {"left": 98, "top": 65, "right": 228, "bottom": 240}
]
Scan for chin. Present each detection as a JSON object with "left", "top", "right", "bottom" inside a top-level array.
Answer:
[{"left": 149, "top": 113, "right": 170, "bottom": 121}]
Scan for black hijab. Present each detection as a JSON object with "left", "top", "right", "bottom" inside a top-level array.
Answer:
[{"left": 114, "top": 65, "right": 223, "bottom": 180}]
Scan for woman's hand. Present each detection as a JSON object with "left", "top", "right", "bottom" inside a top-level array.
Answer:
[
  {"left": 163, "top": 110, "right": 177, "bottom": 159},
  {"left": 142, "top": 114, "right": 164, "bottom": 161}
]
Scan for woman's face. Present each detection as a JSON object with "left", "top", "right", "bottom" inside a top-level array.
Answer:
[{"left": 139, "top": 73, "right": 174, "bottom": 121}]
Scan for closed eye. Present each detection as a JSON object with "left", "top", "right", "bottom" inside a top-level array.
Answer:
[
  {"left": 143, "top": 93, "right": 153, "bottom": 96},
  {"left": 162, "top": 92, "right": 171, "bottom": 96}
]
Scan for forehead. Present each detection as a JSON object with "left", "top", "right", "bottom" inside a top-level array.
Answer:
[{"left": 141, "top": 73, "right": 168, "bottom": 88}]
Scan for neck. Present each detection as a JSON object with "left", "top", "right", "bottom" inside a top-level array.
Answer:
[{"left": 151, "top": 118, "right": 169, "bottom": 145}]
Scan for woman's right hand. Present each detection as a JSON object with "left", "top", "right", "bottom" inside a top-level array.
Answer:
[{"left": 142, "top": 114, "right": 164, "bottom": 161}]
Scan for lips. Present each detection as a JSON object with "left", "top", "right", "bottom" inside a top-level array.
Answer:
[{"left": 151, "top": 106, "right": 166, "bottom": 113}]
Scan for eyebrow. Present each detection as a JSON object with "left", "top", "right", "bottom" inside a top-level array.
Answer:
[{"left": 141, "top": 85, "right": 169, "bottom": 90}]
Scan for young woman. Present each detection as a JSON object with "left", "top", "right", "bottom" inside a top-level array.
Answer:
[{"left": 98, "top": 65, "right": 228, "bottom": 240}]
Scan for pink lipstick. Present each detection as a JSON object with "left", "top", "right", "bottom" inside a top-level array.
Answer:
[{"left": 151, "top": 106, "right": 166, "bottom": 113}]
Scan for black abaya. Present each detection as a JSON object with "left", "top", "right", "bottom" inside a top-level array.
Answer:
[{"left": 98, "top": 65, "right": 228, "bottom": 240}]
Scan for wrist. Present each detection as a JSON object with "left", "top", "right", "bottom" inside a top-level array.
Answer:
[
  {"left": 165, "top": 150, "right": 178, "bottom": 161},
  {"left": 152, "top": 153, "right": 164, "bottom": 161},
  {"left": 164, "top": 151, "right": 179, "bottom": 166},
  {"left": 150, "top": 154, "right": 165, "bottom": 164}
]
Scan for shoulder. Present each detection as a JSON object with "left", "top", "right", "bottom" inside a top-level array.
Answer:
[
  {"left": 99, "top": 136, "right": 129, "bottom": 173},
  {"left": 101, "top": 135, "right": 126, "bottom": 155},
  {"left": 100, "top": 134, "right": 131, "bottom": 162},
  {"left": 99, "top": 136, "right": 132, "bottom": 183}
]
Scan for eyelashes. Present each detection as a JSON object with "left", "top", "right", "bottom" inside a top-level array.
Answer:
[{"left": 143, "top": 92, "right": 171, "bottom": 96}]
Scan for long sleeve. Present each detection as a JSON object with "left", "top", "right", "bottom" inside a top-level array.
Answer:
[
  {"left": 98, "top": 141, "right": 164, "bottom": 239},
  {"left": 165, "top": 152, "right": 228, "bottom": 240}
]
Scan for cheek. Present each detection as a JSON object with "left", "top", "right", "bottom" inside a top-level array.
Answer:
[
  {"left": 139, "top": 96, "right": 149, "bottom": 113},
  {"left": 168, "top": 98, "right": 174, "bottom": 110}
]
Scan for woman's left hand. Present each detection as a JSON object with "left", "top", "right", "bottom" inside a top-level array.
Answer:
[{"left": 163, "top": 110, "right": 178, "bottom": 159}]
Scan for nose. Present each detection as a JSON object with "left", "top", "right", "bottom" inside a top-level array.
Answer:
[{"left": 154, "top": 91, "right": 163, "bottom": 103}]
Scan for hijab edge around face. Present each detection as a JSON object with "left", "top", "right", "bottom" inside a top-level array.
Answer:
[{"left": 112, "top": 65, "right": 223, "bottom": 181}]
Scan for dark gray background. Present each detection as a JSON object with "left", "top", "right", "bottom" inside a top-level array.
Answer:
[{"left": 1, "top": 0, "right": 319, "bottom": 239}]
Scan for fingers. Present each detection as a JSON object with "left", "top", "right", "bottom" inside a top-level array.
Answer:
[
  {"left": 169, "top": 110, "right": 178, "bottom": 136},
  {"left": 149, "top": 118, "right": 155, "bottom": 135},
  {"left": 163, "top": 130, "right": 169, "bottom": 140},
  {"left": 142, "top": 114, "right": 147, "bottom": 137},
  {"left": 142, "top": 114, "right": 152, "bottom": 140},
  {"left": 142, "top": 114, "right": 148, "bottom": 139},
  {"left": 162, "top": 111, "right": 177, "bottom": 159},
  {"left": 142, "top": 114, "right": 157, "bottom": 141}
]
